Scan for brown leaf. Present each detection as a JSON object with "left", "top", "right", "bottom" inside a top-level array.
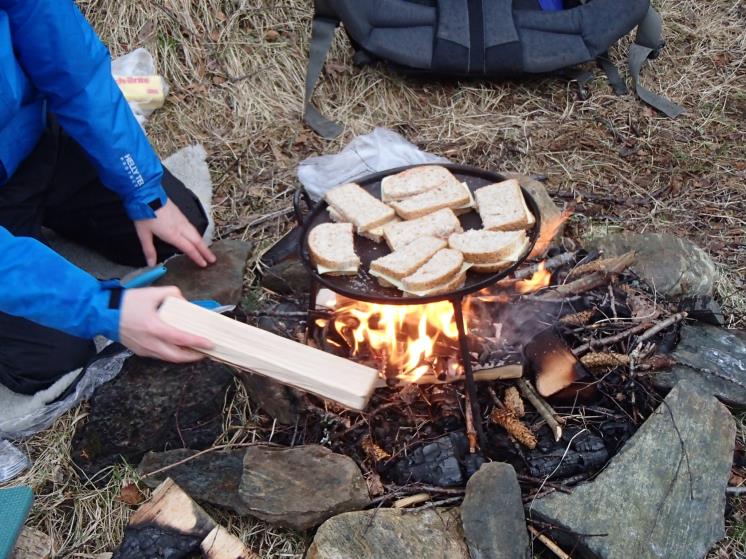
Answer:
[
  {"left": 119, "top": 483, "right": 145, "bottom": 506},
  {"left": 325, "top": 62, "right": 347, "bottom": 78},
  {"left": 362, "top": 435, "right": 391, "bottom": 462},
  {"left": 366, "top": 471, "right": 385, "bottom": 497}
]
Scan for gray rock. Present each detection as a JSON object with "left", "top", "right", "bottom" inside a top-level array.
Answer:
[
  {"left": 72, "top": 358, "right": 234, "bottom": 478},
  {"left": 651, "top": 323, "right": 746, "bottom": 406},
  {"left": 531, "top": 381, "right": 735, "bottom": 559},
  {"left": 307, "top": 508, "right": 469, "bottom": 559},
  {"left": 154, "top": 239, "right": 252, "bottom": 305},
  {"left": 236, "top": 371, "right": 303, "bottom": 425},
  {"left": 461, "top": 463, "right": 530, "bottom": 559},
  {"left": 587, "top": 232, "right": 718, "bottom": 297},
  {"left": 238, "top": 445, "right": 369, "bottom": 530},
  {"left": 260, "top": 257, "right": 310, "bottom": 295},
  {"left": 137, "top": 449, "right": 250, "bottom": 515}
]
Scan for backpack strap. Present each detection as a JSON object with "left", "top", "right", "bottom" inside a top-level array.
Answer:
[
  {"left": 303, "top": 1, "right": 344, "bottom": 139},
  {"left": 597, "top": 51, "right": 628, "bottom": 96},
  {"left": 627, "top": 6, "right": 684, "bottom": 117}
]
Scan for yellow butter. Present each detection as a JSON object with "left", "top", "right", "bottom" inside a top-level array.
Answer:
[{"left": 114, "top": 75, "right": 166, "bottom": 110}]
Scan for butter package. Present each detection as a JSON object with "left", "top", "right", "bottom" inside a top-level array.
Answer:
[{"left": 114, "top": 75, "right": 166, "bottom": 111}]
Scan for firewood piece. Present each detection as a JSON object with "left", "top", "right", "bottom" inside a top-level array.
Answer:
[
  {"left": 490, "top": 409, "right": 537, "bottom": 449},
  {"left": 200, "top": 526, "right": 257, "bottom": 559},
  {"left": 514, "top": 251, "right": 578, "bottom": 280},
  {"left": 538, "top": 252, "right": 636, "bottom": 301},
  {"left": 572, "top": 322, "right": 652, "bottom": 357},
  {"left": 393, "top": 493, "right": 432, "bottom": 508},
  {"left": 10, "top": 527, "right": 52, "bottom": 559},
  {"left": 465, "top": 389, "right": 479, "bottom": 453},
  {"left": 157, "top": 297, "right": 379, "bottom": 410},
  {"left": 383, "top": 364, "right": 523, "bottom": 388},
  {"left": 566, "top": 251, "right": 636, "bottom": 279},
  {"left": 580, "top": 352, "right": 630, "bottom": 369},
  {"left": 559, "top": 309, "right": 595, "bottom": 327},
  {"left": 503, "top": 386, "right": 525, "bottom": 417},
  {"left": 517, "top": 379, "right": 563, "bottom": 442}
]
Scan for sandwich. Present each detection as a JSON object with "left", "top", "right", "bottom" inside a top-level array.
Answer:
[
  {"left": 389, "top": 179, "right": 473, "bottom": 220},
  {"left": 381, "top": 165, "right": 461, "bottom": 202},
  {"left": 402, "top": 248, "right": 464, "bottom": 293},
  {"left": 449, "top": 229, "right": 529, "bottom": 273},
  {"left": 474, "top": 179, "right": 535, "bottom": 231},
  {"left": 325, "top": 182, "right": 395, "bottom": 232},
  {"left": 369, "top": 236, "right": 447, "bottom": 287},
  {"left": 308, "top": 222, "right": 360, "bottom": 275},
  {"left": 327, "top": 206, "right": 400, "bottom": 243},
  {"left": 382, "top": 208, "right": 463, "bottom": 251}
]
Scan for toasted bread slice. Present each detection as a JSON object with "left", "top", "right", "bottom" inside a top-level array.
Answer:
[
  {"left": 370, "top": 236, "right": 447, "bottom": 282},
  {"left": 469, "top": 235, "right": 531, "bottom": 274},
  {"left": 405, "top": 267, "right": 468, "bottom": 297},
  {"left": 328, "top": 206, "right": 399, "bottom": 243},
  {"left": 383, "top": 208, "right": 463, "bottom": 251},
  {"left": 448, "top": 229, "right": 528, "bottom": 264},
  {"left": 402, "top": 249, "right": 464, "bottom": 292},
  {"left": 390, "top": 180, "right": 472, "bottom": 220},
  {"left": 475, "top": 179, "right": 530, "bottom": 231},
  {"left": 325, "top": 183, "right": 395, "bottom": 232},
  {"left": 381, "top": 165, "right": 460, "bottom": 202},
  {"left": 309, "top": 222, "right": 360, "bottom": 275}
]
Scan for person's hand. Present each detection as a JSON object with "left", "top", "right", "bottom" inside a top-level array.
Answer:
[
  {"left": 120, "top": 286, "right": 214, "bottom": 363},
  {"left": 134, "top": 199, "right": 216, "bottom": 267}
]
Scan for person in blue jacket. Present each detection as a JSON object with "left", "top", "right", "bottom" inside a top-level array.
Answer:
[{"left": 0, "top": 0, "right": 217, "bottom": 395}]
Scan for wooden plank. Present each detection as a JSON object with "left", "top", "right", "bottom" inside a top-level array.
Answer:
[
  {"left": 200, "top": 526, "right": 258, "bottom": 559},
  {"left": 158, "top": 297, "right": 379, "bottom": 410}
]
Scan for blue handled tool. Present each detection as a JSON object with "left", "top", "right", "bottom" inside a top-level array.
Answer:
[{"left": 121, "top": 265, "right": 168, "bottom": 289}]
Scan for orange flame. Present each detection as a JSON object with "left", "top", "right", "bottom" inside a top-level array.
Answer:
[
  {"left": 333, "top": 300, "right": 461, "bottom": 381},
  {"left": 515, "top": 262, "right": 552, "bottom": 293}
]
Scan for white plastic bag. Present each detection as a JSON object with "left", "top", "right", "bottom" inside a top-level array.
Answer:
[
  {"left": 111, "top": 48, "right": 169, "bottom": 129},
  {"left": 297, "top": 128, "right": 450, "bottom": 201}
]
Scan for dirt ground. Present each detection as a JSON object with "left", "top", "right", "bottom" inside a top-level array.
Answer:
[{"left": 6, "top": 0, "right": 746, "bottom": 557}]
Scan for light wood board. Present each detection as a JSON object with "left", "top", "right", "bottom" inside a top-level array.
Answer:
[{"left": 158, "top": 297, "right": 379, "bottom": 410}]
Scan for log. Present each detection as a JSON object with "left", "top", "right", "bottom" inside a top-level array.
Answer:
[
  {"left": 200, "top": 526, "right": 258, "bottom": 559},
  {"left": 158, "top": 297, "right": 379, "bottom": 410}
]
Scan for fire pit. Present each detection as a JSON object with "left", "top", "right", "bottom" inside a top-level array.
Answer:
[{"left": 294, "top": 164, "right": 542, "bottom": 445}]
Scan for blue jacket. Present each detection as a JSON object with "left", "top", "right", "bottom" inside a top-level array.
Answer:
[{"left": 0, "top": 0, "right": 168, "bottom": 340}]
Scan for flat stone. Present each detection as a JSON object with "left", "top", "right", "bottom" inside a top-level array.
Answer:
[
  {"left": 238, "top": 444, "right": 369, "bottom": 530},
  {"left": 651, "top": 323, "right": 746, "bottom": 406},
  {"left": 587, "top": 232, "right": 718, "bottom": 298},
  {"left": 154, "top": 239, "right": 252, "bottom": 305},
  {"left": 307, "top": 508, "right": 469, "bottom": 559},
  {"left": 72, "top": 357, "right": 234, "bottom": 478},
  {"left": 461, "top": 462, "right": 530, "bottom": 559},
  {"left": 137, "top": 449, "right": 250, "bottom": 515},
  {"left": 531, "top": 381, "right": 735, "bottom": 559}
]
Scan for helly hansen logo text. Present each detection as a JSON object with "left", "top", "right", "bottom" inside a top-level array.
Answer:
[{"left": 121, "top": 154, "right": 145, "bottom": 188}]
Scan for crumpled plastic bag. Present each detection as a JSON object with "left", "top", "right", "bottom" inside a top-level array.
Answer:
[
  {"left": 111, "top": 48, "right": 169, "bottom": 129},
  {"left": 297, "top": 127, "right": 450, "bottom": 201}
]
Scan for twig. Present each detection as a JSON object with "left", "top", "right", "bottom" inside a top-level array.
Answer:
[
  {"left": 537, "top": 252, "right": 636, "bottom": 301},
  {"left": 517, "top": 474, "right": 572, "bottom": 494},
  {"left": 567, "top": 252, "right": 636, "bottom": 279},
  {"left": 400, "top": 495, "right": 462, "bottom": 513},
  {"left": 222, "top": 206, "right": 293, "bottom": 235},
  {"left": 464, "top": 389, "right": 478, "bottom": 453},
  {"left": 243, "top": 310, "right": 311, "bottom": 318},
  {"left": 528, "top": 525, "right": 571, "bottom": 559},
  {"left": 393, "top": 493, "right": 431, "bottom": 508},
  {"left": 514, "top": 252, "right": 578, "bottom": 280},
  {"left": 572, "top": 322, "right": 652, "bottom": 356},
  {"left": 517, "top": 379, "right": 564, "bottom": 442},
  {"left": 635, "top": 312, "right": 688, "bottom": 344}
]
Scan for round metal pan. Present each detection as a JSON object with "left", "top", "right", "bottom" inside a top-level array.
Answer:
[{"left": 298, "top": 164, "right": 541, "bottom": 305}]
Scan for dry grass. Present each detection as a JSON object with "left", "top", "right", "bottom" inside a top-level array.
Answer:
[{"left": 2, "top": 0, "right": 745, "bottom": 556}]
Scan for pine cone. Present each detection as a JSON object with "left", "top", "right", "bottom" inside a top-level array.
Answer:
[
  {"left": 490, "top": 409, "right": 537, "bottom": 449},
  {"left": 560, "top": 309, "right": 595, "bottom": 326},
  {"left": 361, "top": 436, "right": 391, "bottom": 462},
  {"left": 580, "top": 352, "right": 630, "bottom": 369},
  {"left": 503, "top": 386, "right": 525, "bottom": 418}
]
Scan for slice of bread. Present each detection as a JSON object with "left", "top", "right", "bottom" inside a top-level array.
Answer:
[
  {"left": 469, "top": 235, "right": 531, "bottom": 274},
  {"left": 448, "top": 229, "right": 528, "bottom": 263},
  {"left": 383, "top": 208, "right": 463, "bottom": 251},
  {"left": 309, "top": 222, "right": 360, "bottom": 275},
  {"left": 475, "top": 179, "right": 530, "bottom": 231},
  {"left": 405, "top": 267, "right": 468, "bottom": 297},
  {"left": 325, "top": 182, "right": 395, "bottom": 232},
  {"left": 390, "top": 180, "right": 472, "bottom": 220},
  {"left": 328, "top": 206, "right": 399, "bottom": 243},
  {"left": 402, "top": 248, "right": 464, "bottom": 292},
  {"left": 370, "top": 236, "right": 447, "bottom": 282},
  {"left": 381, "top": 165, "right": 460, "bottom": 202}
]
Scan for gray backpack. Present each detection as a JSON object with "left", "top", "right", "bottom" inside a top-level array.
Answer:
[{"left": 304, "top": 0, "right": 683, "bottom": 138}]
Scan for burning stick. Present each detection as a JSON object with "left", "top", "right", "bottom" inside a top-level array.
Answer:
[
  {"left": 517, "top": 379, "right": 564, "bottom": 442},
  {"left": 514, "top": 251, "right": 578, "bottom": 280},
  {"left": 379, "top": 364, "right": 523, "bottom": 388}
]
